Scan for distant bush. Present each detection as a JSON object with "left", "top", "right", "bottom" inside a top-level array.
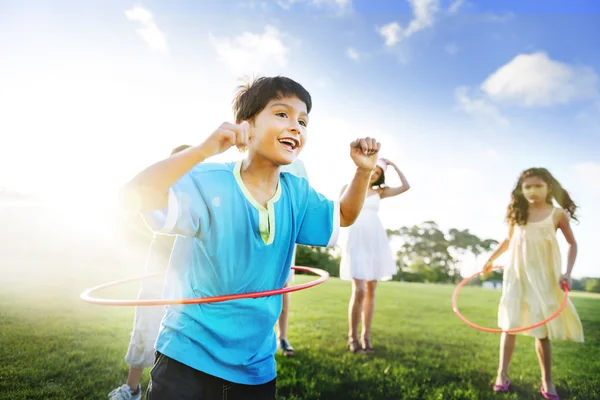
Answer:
[
  {"left": 294, "top": 245, "right": 340, "bottom": 278},
  {"left": 585, "top": 278, "right": 600, "bottom": 293}
]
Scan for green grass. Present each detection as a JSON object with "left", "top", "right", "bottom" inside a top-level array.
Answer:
[{"left": 1, "top": 275, "right": 599, "bottom": 400}]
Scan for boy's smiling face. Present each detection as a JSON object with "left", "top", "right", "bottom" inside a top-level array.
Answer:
[{"left": 247, "top": 96, "right": 308, "bottom": 166}]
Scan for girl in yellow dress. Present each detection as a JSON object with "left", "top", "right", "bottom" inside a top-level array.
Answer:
[{"left": 483, "top": 167, "right": 584, "bottom": 400}]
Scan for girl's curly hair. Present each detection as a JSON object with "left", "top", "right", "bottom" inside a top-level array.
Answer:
[{"left": 506, "top": 167, "right": 578, "bottom": 226}]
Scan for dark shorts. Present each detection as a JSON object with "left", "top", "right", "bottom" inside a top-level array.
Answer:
[{"left": 146, "top": 352, "right": 276, "bottom": 400}]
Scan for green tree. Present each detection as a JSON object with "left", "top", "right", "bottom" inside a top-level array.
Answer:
[
  {"left": 585, "top": 278, "right": 600, "bottom": 293},
  {"left": 480, "top": 270, "right": 503, "bottom": 282},
  {"left": 571, "top": 278, "right": 586, "bottom": 291},
  {"left": 294, "top": 245, "right": 341, "bottom": 278},
  {"left": 389, "top": 221, "right": 499, "bottom": 285},
  {"left": 448, "top": 228, "right": 499, "bottom": 283},
  {"left": 389, "top": 221, "right": 453, "bottom": 283}
]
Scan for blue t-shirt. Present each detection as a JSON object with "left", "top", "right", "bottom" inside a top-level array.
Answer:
[
  {"left": 280, "top": 159, "right": 308, "bottom": 180},
  {"left": 142, "top": 160, "right": 340, "bottom": 385}
]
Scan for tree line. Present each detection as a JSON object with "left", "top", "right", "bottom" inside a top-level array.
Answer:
[
  {"left": 295, "top": 220, "right": 600, "bottom": 293},
  {"left": 123, "top": 216, "right": 599, "bottom": 293}
]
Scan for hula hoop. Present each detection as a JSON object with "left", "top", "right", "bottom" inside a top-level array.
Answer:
[
  {"left": 452, "top": 267, "right": 569, "bottom": 334},
  {"left": 81, "top": 266, "right": 328, "bottom": 307}
]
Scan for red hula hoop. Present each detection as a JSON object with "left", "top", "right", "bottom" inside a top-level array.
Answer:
[
  {"left": 81, "top": 266, "right": 329, "bottom": 307},
  {"left": 452, "top": 266, "right": 570, "bottom": 334}
]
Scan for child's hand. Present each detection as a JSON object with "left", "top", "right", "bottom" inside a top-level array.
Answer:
[
  {"left": 559, "top": 274, "right": 572, "bottom": 291},
  {"left": 482, "top": 260, "right": 494, "bottom": 275},
  {"left": 199, "top": 121, "right": 250, "bottom": 157},
  {"left": 350, "top": 137, "right": 381, "bottom": 171}
]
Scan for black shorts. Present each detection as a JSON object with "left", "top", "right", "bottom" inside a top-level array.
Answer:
[{"left": 146, "top": 352, "right": 277, "bottom": 400}]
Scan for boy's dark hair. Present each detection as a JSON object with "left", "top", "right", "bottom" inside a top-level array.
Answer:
[
  {"left": 170, "top": 144, "right": 191, "bottom": 156},
  {"left": 232, "top": 76, "right": 312, "bottom": 123}
]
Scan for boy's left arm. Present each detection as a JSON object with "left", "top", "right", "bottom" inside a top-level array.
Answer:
[
  {"left": 294, "top": 137, "right": 380, "bottom": 248},
  {"left": 339, "top": 137, "right": 380, "bottom": 227}
]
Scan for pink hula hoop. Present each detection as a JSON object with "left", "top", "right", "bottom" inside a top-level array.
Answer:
[
  {"left": 452, "top": 266, "right": 569, "bottom": 334},
  {"left": 81, "top": 266, "right": 329, "bottom": 307}
]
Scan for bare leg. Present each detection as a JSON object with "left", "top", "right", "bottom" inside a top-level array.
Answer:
[
  {"left": 361, "top": 280, "right": 377, "bottom": 351},
  {"left": 494, "top": 333, "right": 516, "bottom": 386},
  {"left": 536, "top": 337, "right": 557, "bottom": 395},
  {"left": 277, "top": 279, "right": 294, "bottom": 356},
  {"left": 126, "top": 367, "right": 143, "bottom": 393},
  {"left": 278, "top": 289, "right": 290, "bottom": 340},
  {"left": 277, "top": 248, "right": 296, "bottom": 356},
  {"left": 348, "top": 279, "right": 366, "bottom": 347}
]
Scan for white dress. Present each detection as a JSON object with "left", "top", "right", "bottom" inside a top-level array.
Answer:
[{"left": 339, "top": 193, "right": 397, "bottom": 281}]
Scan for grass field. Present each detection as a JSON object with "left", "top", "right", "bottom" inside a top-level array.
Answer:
[{"left": 1, "top": 206, "right": 599, "bottom": 400}]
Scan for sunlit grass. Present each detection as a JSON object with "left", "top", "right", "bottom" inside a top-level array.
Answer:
[{"left": 1, "top": 274, "right": 598, "bottom": 400}]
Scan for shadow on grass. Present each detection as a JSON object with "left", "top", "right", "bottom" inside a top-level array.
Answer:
[{"left": 274, "top": 332, "right": 591, "bottom": 400}]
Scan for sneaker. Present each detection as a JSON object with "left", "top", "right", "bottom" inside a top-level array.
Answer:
[
  {"left": 278, "top": 338, "right": 295, "bottom": 357},
  {"left": 108, "top": 384, "right": 142, "bottom": 400}
]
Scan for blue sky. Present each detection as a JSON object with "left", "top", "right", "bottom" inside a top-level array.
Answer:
[{"left": 1, "top": 0, "right": 599, "bottom": 278}]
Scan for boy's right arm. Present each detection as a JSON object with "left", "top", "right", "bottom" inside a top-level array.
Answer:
[
  {"left": 121, "top": 145, "right": 209, "bottom": 213},
  {"left": 120, "top": 122, "right": 250, "bottom": 213}
]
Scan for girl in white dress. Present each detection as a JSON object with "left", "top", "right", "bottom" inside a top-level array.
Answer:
[{"left": 339, "top": 158, "right": 410, "bottom": 353}]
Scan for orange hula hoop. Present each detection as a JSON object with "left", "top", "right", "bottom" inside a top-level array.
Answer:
[
  {"left": 452, "top": 266, "right": 570, "bottom": 334},
  {"left": 81, "top": 266, "right": 329, "bottom": 307}
]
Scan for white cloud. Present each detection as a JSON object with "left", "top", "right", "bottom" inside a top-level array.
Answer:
[
  {"left": 485, "top": 148, "right": 503, "bottom": 160},
  {"left": 314, "top": 0, "right": 352, "bottom": 7},
  {"left": 574, "top": 162, "right": 600, "bottom": 192},
  {"left": 455, "top": 86, "right": 509, "bottom": 127},
  {"left": 333, "top": 0, "right": 352, "bottom": 6},
  {"left": 239, "top": 1, "right": 269, "bottom": 11},
  {"left": 378, "top": 0, "right": 440, "bottom": 46},
  {"left": 458, "top": 52, "right": 599, "bottom": 126},
  {"left": 346, "top": 47, "right": 361, "bottom": 62},
  {"left": 405, "top": 0, "right": 440, "bottom": 36},
  {"left": 276, "top": 0, "right": 297, "bottom": 8},
  {"left": 448, "top": 0, "right": 464, "bottom": 13},
  {"left": 575, "top": 100, "right": 600, "bottom": 134},
  {"left": 445, "top": 43, "right": 459, "bottom": 55},
  {"left": 276, "top": 0, "right": 351, "bottom": 11},
  {"left": 481, "top": 52, "right": 599, "bottom": 107},
  {"left": 314, "top": 76, "right": 332, "bottom": 88},
  {"left": 378, "top": 22, "right": 401, "bottom": 47},
  {"left": 125, "top": 6, "right": 168, "bottom": 53},
  {"left": 209, "top": 26, "right": 289, "bottom": 75},
  {"left": 486, "top": 12, "right": 515, "bottom": 23}
]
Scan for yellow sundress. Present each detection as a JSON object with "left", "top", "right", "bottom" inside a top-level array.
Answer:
[{"left": 497, "top": 208, "right": 584, "bottom": 341}]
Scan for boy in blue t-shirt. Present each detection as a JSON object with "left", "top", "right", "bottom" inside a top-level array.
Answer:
[{"left": 121, "top": 76, "right": 381, "bottom": 400}]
